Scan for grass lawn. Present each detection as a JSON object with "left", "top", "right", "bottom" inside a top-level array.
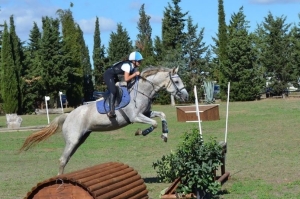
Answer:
[{"left": 1, "top": 98, "right": 300, "bottom": 199}]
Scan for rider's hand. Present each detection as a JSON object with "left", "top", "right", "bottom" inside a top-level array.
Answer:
[{"left": 135, "top": 71, "right": 140, "bottom": 76}]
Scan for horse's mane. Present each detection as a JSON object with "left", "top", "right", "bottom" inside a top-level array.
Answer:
[{"left": 141, "top": 66, "right": 172, "bottom": 78}]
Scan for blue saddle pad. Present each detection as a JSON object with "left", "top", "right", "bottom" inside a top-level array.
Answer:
[{"left": 96, "top": 87, "right": 130, "bottom": 114}]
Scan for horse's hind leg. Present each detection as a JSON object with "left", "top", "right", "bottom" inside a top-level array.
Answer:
[{"left": 58, "top": 131, "right": 91, "bottom": 175}]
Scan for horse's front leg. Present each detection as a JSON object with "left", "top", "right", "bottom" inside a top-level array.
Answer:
[
  {"left": 153, "top": 111, "right": 168, "bottom": 135},
  {"left": 149, "top": 110, "right": 168, "bottom": 142},
  {"left": 134, "top": 112, "right": 168, "bottom": 142}
]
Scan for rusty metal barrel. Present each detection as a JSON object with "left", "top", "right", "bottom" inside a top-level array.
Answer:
[{"left": 24, "top": 162, "right": 149, "bottom": 199}]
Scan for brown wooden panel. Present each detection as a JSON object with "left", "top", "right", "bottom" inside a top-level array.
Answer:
[{"left": 176, "top": 105, "right": 220, "bottom": 122}]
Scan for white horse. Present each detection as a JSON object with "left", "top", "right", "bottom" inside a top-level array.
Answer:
[{"left": 19, "top": 66, "right": 189, "bottom": 175}]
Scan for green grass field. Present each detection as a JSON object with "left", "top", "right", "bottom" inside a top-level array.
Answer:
[{"left": 1, "top": 98, "right": 300, "bottom": 199}]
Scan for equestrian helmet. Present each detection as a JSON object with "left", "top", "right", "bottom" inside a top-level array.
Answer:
[{"left": 129, "top": 51, "right": 143, "bottom": 61}]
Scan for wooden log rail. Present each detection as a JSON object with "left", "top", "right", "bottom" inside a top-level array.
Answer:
[{"left": 24, "top": 162, "right": 149, "bottom": 199}]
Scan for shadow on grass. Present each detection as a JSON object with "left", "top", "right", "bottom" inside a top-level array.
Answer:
[
  {"left": 143, "top": 177, "right": 160, "bottom": 183},
  {"left": 217, "top": 189, "right": 230, "bottom": 197}
]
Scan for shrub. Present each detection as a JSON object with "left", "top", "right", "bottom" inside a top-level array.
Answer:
[{"left": 153, "top": 128, "right": 224, "bottom": 196}]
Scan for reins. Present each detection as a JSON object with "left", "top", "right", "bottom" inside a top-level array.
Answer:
[
  {"left": 130, "top": 75, "right": 158, "bottom": 100},
  {"left": 130, "top": 71, "right": 186, "bottom": 102}
]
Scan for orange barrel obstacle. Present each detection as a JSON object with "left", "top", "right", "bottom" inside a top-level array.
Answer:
[{"left": 24, "top": 162, "right": 149, "bottom": 199}]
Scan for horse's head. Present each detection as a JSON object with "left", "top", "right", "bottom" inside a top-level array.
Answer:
[
  {"left": 140, "top": 66, "right": 189, "bottom": 102},
  {"left": 165, "top": 67, "right": 189, "bottom": 102}
]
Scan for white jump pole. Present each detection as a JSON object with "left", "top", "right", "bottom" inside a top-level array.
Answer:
[
  {"left": 193, "top": 86, "right": 202, "bottom": 137},
  {"left": 45, "top": 96, "right": 50, "bottom": 124},
  {"left": 59, "top": 91, "right": 64, "bottom": 114},
  {"left": 225, "top": 82, "right": 230, "bottom": 143}
]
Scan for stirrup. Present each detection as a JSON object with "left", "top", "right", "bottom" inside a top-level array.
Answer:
[{"left": 107, "top": 111, "right": 116, "bottom": 118}]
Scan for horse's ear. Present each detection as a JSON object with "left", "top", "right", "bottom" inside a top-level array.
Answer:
[{"left": 173, "top": 67, "right": 179, "bottom": 74}]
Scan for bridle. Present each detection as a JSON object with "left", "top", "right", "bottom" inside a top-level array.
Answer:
[
  {"left": 166, "top": 73, "right": 187, "bottom": 99},
  {"left": 130, "top": 72, "right": 186, "bottom": 101}
]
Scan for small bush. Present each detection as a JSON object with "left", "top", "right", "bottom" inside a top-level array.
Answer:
[{"left": 153, "top": 128, "right": 224, "bottom": 196}]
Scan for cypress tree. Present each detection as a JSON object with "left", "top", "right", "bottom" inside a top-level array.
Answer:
[
  {"left": 217, "top": 0, "right": 228, "bottom": 65},
  {"left": 9, "top": 15, "right": 23, "bottom": 114},
  {"left": 214, "top": 0, "right": 228, "bottom": 99},
  {"left": 136, "top": 4, "right": 155, "bottom": 68},
  {"left": 93, "top": 16, "right": 106, "bottom": 91},
  {"left": 77, "top": 26, "right": 94, "bottom": 102},
  {"left": 1, "top": 22, "right": 18, "bottom": 113}
]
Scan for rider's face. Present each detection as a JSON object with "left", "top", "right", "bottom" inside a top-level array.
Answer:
[{"left": 134, "top": 60, "right": 142, "bottom": 67}]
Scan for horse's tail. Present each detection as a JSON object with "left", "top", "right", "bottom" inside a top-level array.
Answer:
[{"left": 19, "top": 113, "right": 69, "bottom": 153}]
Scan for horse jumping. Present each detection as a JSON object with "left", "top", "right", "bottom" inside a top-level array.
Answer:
[{"left": 19, "top": 66, "right": 189, "bottom": 175}]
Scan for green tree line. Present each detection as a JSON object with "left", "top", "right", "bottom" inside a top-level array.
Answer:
[{"left": 0, "top": 0, "right": 300, "bottom": 114}]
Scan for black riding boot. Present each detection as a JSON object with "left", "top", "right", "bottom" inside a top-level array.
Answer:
[{"left": 108, "top": 93, "right": 116, "bottom": 118}]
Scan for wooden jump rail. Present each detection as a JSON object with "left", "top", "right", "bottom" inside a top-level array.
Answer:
[{"left": 24, "top": 162, "right": 149, "bottom": 199}]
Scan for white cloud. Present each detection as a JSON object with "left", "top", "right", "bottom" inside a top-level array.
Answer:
[
  {"left": 78, "top": 17, "right": 116, "bottom": 35},
  {"left": 129, "top": 0, "right": 143, "bottom": 10},
  {"left": 149, "top": 15, "right": 162, "bottom": 24},
  {"left": 250, "top": 0, "right": 300, "bottom": 4},
  {"left": 0, "top": 1, "right": 116, "bottom": 43},
  {"left": 0, "top": 2, "right": 58, "bottom": 42}
]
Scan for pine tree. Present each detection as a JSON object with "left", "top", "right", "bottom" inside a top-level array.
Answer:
[
  {"left": 257, "top": 12, "right": 292, "bottom": 96},
  {"left": 107, "top": 23, "right": 132, "bottom": 65},
  {"left": 93, "top": 16, "right": 106, "bottom": 91},
  {"left": 56, "top": 7, "right": 83, "bottom": 107},
  {"left": 39, "top": 17, "right": 70, "bottom": 107},
  {"left": 1, "top": 22, "right": 18, "bottom": 113},
  {"left": 136, "top": 4, "right": 155, "bottom": 68},
  {"left": 160, "top": 0, "right": 188, "bottom": 104},
  {"left": 162, "top": 0, "right": 187, "bottom": 52},
  {"left": 289, "top": 18, "right": 300, "bottom": 87},
  {"left": 224, "top": 7, "right": 264, "bottom": 101},
  {"left": 182, "top": 16, "right": 209, "bottom": 98},
  {"left": 22, "top": 22, "right": 43, "bottom": 113},
  {"left": 153, "top": 36, "right": 164, "bottom": 63}
]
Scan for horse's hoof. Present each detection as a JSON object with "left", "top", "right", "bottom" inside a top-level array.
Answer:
[
  {"left": 161, "top": 135, "right": 167, "bottom": 142},
  {"left": 135, "top": 128, "right": 142, "bottom": 136}
]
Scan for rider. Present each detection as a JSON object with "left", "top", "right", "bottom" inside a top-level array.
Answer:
[{"left": 103, "top": 51, "right": 143, "bottom": 118}]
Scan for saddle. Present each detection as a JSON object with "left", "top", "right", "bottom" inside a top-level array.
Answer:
[{"left": 96, "top": 86, "right": 130, "bottom": 114}]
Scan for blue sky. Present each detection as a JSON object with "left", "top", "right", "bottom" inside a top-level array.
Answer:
[{"left": 0, "top": 0, "right": 299, "bottom": 59}]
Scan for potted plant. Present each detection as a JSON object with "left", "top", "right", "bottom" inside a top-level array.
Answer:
[{"left": 153, "top": 128, "right": 224, "bottom": 199}]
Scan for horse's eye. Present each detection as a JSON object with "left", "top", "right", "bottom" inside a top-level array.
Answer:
[{"left": 175, "top": 81, "right": 179, "bottom": 84}]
